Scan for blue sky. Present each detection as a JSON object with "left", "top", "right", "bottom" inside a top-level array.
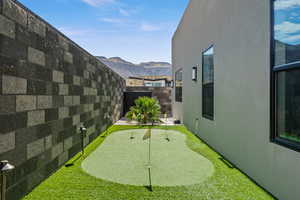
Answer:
[
  {"left": 18, "top": 0, "right": 189, "bottom": 63},
  {"left": 274, "top": 0, "right": 300, "bottom": 45}
]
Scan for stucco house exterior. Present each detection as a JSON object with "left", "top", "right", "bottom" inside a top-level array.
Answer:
[{"left": 172, "top": 0, "right": 300, "bottom": 200}]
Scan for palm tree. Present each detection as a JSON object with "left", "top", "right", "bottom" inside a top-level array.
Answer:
[
  {"left": 126, "top": 96, "right": 161, "bottom": 191},
  {"left": 126, "top": 96, "right": 161, "bottom": 125}
]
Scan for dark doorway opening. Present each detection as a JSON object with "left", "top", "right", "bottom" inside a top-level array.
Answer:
[{"left": 123, "top": 91, "right": 152, "bottom": 116}]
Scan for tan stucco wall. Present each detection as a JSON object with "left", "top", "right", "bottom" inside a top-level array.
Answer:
[{"left": 172, "top": 0, "right": 300, "bottom": 200}]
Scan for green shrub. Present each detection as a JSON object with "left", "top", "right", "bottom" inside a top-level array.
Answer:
[{"left": 126, "top": 97, "right": 161, "bottom": 125}]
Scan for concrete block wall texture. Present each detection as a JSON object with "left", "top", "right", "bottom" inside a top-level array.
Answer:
[
  {"left": 0, "top": 0, "right": 126, "bottom": 199},
  {"left": 126, "top": 87, "right": 172, "bottom": 117}
]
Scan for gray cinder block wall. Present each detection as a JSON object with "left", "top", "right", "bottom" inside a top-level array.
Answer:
[{"left": 0, "top": 0, "right": 126, "bottom": 199}]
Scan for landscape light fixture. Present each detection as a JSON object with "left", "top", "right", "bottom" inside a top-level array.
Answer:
[
  {"left": 1, "top": 160, "right": 15, "bottom": 200},
  {"left": 80, "top": 126, "right": 87, "bottom": 156},
  {"left": 192, "top": 66, "right": 198, "bottom": 81},
  {"left": 65, "top": 126, "right": 86, "bottom": 167}
]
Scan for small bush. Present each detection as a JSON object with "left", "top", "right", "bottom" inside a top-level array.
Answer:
[{"left": 126, "top": 97, "right": 161, "bottom": 124}]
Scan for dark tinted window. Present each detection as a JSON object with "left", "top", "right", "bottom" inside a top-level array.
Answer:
[
  {"left": 276, "top": 70, "right": 300, "bottom": 143},
  {"left": 175, "top": 69, "right": 183, "bottom": 102},
  {"left": 202, "top": 46, "right": 214, "bottom": 120},
  {"left": 273, "top": 0, "right": 300, "bottom": 148}
]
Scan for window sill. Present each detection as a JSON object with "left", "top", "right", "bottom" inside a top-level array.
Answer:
[
  {"left": 175, "top": 100, "right": 182, "bottom": 103},
  {"left": 271, "top": 137, "right": 300, "bottom": 153},
  {"left": 273, "top": 61, "right": 300, "bottom": 72},
  {"left": 202, "top": 114, "right": 214, "bottom": 121}
]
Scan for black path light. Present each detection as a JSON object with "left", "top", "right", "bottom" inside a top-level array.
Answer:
[
  {"left": 80, "top": 126, "right": 87, "bottom": 156},
  {"left": 1, "top": 160, "right": 15, "bottom": 200},
  {"left": 65, "top": 126, "right": 87, "bottom": 167}
]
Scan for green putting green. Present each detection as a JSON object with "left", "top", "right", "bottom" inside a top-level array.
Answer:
[{"left": 81, "top": 129, "right": 214, "bottom": 186}]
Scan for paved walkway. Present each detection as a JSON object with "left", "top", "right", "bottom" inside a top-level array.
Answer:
[{"left": 115, "top": 117, "right": 178, "bottom": 126}]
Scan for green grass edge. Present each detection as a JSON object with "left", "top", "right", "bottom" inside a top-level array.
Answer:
[{"left": 23, "top": 125, "right": 275, "bottom": 200}]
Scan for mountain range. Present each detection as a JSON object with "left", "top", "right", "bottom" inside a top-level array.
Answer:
[{"left": 97, "top": 56, "right": 172, "bottom": 78}]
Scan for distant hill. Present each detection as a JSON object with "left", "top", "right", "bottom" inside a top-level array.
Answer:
[
  {"left": 140, "top": 61, "right": 171, "bottom": 68},
  {"left": 106, "top": 57, "right": 134, "bottom": 65},
  {"left": 97, "top": 56, "right": 172, "bottom": 78}
]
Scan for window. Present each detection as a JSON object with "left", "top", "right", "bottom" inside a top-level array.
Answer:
[
  {"left": 272, "top": 0, "right": 300, "bottom": 150},
  {"left": 144, "top": 81, "right": 164, "bottom": 87},
  {"left": 202, "top": 46, "right": 214, "bottom": 120},
  {"left": 175, "top": 69, "right": 183, "bottom": 102}
]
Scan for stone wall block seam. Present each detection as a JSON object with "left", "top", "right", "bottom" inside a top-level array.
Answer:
[
  {"left": 27, "top": 110, "right": 45, "bottom": 127},
  {"left": 45, "top": 135, "right": 52, "bottom": 150},
  {"left": 53, "top": 70, "right": 64, "bottom": 83},
  {"left": 63, "top": 137, "right": 73, "bottom": 151},
  {"left": 64, "top": 52, "right": 73, "bottom": 64},
  {"left": 27, "top": 137, "right": 45, "bottom": 159},
  {"left": 58, "top": 107, "right": 69, "bottom": 119},
  {"left": 37, "top": 95, "right": 53, "bottom": 109},
  {"left": 2, "top": 75, "right": 27, "bottom": 94},
  {"left": 0, "top": 131, "right": 15, "bottom": 154},
  {"left": 58, "top": 151, "right": 68, "bottom": 166},
  {"left": 16, "top": 95, "right": 36, "bottom": 112},
  {"left": 3, "top": 0, "right": 27, "bottom": 27},
  {"left": 73, "top": 75, "right": 81, "bottom": 86},
  {"left": 28, "top": 47, "right": 45, "bottom": 66},
  {"left": 0, "top": 14, "right": 15, "bottom": 38},
  {"left": 28, "top": 12, "right": 46, "bottom": 37},
  {"left": 51, "top": 142, "right": 63, "bottom": 160},
  {"left": 0, "top": 95, "right": 16, "bottom": 113},
  {"left": 58, "top": 84, "right": 69, "bottom": 95}
]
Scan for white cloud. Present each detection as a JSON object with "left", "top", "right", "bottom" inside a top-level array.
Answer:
[
  {"left": 101, "top": 18, "right": 123, "bottom": 23},
  {"left": 119, "top": 8, "right": 130, "bottom": 16},
  {"left": 275, "top": 21, "right": 300, "bottom": 34},
  {"left": 275, "top": 0, "right": 300, "bottom": 10},
  {"left": 284, "top": 34, "right": 300, "bottom": 42},
  {"left": 275, "top": 21, "right": 300, "bottom": 43},
  {"left": 140, "top": 23, "right": 160, "bottom": 32},
  {"left": 81, "top": 0, "right": 115, "bottom": 7}
]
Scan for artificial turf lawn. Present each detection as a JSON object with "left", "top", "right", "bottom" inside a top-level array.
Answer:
[
  {"left": 81, "top": 129, "right": 214, "bottom": 186},
  {"left": 23, "top": 125, "right": 275, "bottom": 200}
]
